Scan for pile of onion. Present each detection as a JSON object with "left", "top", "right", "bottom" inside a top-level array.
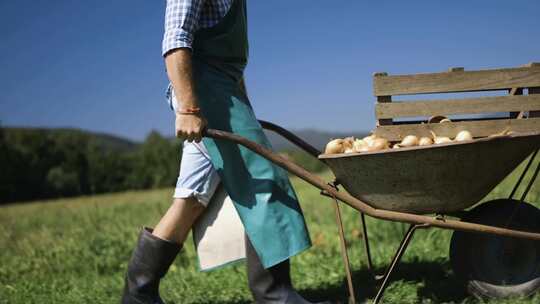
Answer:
[
  {"left": 324, "top": 128, "right": 493, "bottom": 155},
  {"left": 324, "top": 134, "right": 390, "bottom": 154},
  {"left": 392, "top": 134, "right": 436, "bottom": 149}
]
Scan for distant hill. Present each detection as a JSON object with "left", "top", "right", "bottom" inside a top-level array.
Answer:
[{"left": 2, "top": 127, "right": 138, "bottom": 152}]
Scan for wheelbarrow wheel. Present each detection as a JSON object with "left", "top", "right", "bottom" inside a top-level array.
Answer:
[{"left": 450, "top": 199, "right": 540, "bottom": 299}]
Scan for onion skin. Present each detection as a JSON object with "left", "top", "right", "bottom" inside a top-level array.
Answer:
[
  {"left": 434, "top": 137, "right": 453, "bottom": 144},
  {"left": 343, "top": 137, "right": 355, "bottom": 150},
  {"left": 353, "top": 139, "right": 367, "bottom": 152},
  {"left": 325, "top": 139, "right": 345, "bottom": 154},
  {"left": 430, "top": 131, "right": 453, "bottom": 145},
  {"left": 363, "top": 134, "right": 378, "bottom": 146},
  {"left": 400, "top": 135, "right": 419, "bottom": 147},
  {"left": 368, "top": 138, "right": 390, "bottom": 151},
  {"left": 418, "top": 137, "right": 433, "bottom": 146},
  {"left": 357, "top": 145, "right": 371, "bottom": 153},
  {"left": 489, "top": 127, "right": 512, "bottom": 137},
  {"left": 329, "top": 135, "right": 392, "bottom": 154},
  {"left": 455, "top": 130, "right": 473, "bottom": 141}
]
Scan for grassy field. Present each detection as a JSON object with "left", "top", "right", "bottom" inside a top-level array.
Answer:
[{"left": 0, "top": 155, "right": 539, "bottom": 304}]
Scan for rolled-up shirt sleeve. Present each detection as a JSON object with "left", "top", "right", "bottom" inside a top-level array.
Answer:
[{"left": 162, "top": 0, "right": 204, "bottom": 56}]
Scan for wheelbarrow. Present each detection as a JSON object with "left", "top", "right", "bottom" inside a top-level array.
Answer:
[{"left": 204, "top": 120, "right": 540, "bottom": 303}]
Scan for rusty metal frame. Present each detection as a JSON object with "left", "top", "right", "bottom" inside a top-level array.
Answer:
[
  {"left": 359, "top": 213, "right": 375, "bottom": 275},
  {"left": 330, "top": 189, "right": 357, "bottom": 304},
  {"left": 205, "top": 122, "right": 540, "bottom": 303}
]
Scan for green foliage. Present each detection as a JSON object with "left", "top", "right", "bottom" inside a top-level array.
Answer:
[
  {"left": 46, "top": 166, "right": 81, "bottom": 196},
  {"left": 129, "top": 131, "right": 180, "bottom": 189},
  {"left": 0, "top": 128, "right": 181, "bottom": 204}
]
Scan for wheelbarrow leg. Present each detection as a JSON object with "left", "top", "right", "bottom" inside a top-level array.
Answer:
[
  {"left": 373, "top": 223, "right": 429, "bottom": 304},
  {"left": 360, "top": 212, "right": 376, "bottom": 276},
  {"left": 332, "top": 199, "right": 357, "bottom": 304}
]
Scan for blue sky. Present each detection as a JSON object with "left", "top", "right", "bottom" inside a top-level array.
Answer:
[{"left": 1, "top": 0, "right": 539, "bottom": 141}]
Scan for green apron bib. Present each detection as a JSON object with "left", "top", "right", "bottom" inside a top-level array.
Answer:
[{"left": 191, "top": 0, "right": 311, "bottom": 268}]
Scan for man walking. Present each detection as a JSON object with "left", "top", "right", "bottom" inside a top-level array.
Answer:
[{"left": 121, "top": 1, "right": 329, "bottom": 303}]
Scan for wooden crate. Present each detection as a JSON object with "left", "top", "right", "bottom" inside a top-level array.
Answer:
[{"left": 372, "top": 63, "right": 540, "bottom": 141}]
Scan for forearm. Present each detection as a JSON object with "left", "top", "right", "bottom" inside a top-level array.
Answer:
[{"left": 165, "top": 49, "right": 198, "bottom": 110}]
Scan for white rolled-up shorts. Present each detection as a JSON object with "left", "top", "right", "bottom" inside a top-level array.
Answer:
[
  {"left": 174, "top": 140, "right": 221, "bottom": 207},
  {"left": 167, "top": 84, "right": 221, "bottom": 207}
]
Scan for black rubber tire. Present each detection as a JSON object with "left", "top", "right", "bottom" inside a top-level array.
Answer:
[{"left": 450, "top": 199, "right": 540, "bottom": 299}]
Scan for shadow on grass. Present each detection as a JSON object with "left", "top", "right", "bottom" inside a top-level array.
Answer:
[
  {"left": 298, "top": 260, "right": 468, "bottom": 304},
  {"left": 182, "top": 261, "right": 467, "bottom": 304}
]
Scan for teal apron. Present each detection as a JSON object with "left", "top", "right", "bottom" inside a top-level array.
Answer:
[{"left": 191, "top": 0, "right": 311, "bottom": 268}]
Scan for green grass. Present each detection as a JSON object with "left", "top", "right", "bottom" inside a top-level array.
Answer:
[{"left": 0, "top": 154, "right": 539, "bottom": 304}]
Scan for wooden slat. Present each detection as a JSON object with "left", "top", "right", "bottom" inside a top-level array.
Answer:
[
  {"left": 375, "top": 94, "right": 540, "bottom": 119},
  {"left": 373, "top": 65, "right": 540, "bottom": 96},
  {"left": 376, "top": 95, "right": 393, "bottom": 125},
  {"left": 373, "top": 118, "right": 540, "bottom": 141}
]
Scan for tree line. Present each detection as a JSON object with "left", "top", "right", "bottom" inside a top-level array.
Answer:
[
  {"left": 0, "top": 127, "right": 326, "bottom": 205},
  {"left": 0, "top": 127, "right": 181, "bottom": 204}
]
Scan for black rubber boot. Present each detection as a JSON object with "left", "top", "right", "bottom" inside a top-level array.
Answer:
[
  {"left": 246, "top": 237, "right": 331, "bottom": 304},
  {"left": 121, "top": 227, "right": 181, "bottom": 304}
]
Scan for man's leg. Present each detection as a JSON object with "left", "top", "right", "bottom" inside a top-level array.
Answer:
[
  {"left": 153, "top": 196, "right": 205, "bottom": 244},
  {"left": 121, "top": 141, "right": 220, "bottom": 304}
]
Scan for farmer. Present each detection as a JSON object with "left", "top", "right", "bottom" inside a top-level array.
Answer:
[{"left": 121, "top": 1, "right": 329, "bottom": 303}]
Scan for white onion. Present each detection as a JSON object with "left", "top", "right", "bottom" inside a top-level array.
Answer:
[
  {"left": 343, "top": 136, "right": 355, "bottom": 150},
  {"left": 434, "top": 137, "right": 453, "bottom": 144},
  {"left": 367, "top": 138, "right": 390, "bottom": 151},
  {"left": 357, "top": 145, "right": 371, "bottom": 153},
  {"left": 363, "top": 134, "right": 378, "bottom": 146},
  {"left": 400, "top": 135, "right": 419, "bottom": 147},
  {"left": 455, "top": 130, "right": 473, "bottom": 141},
  {"left": 325, "top": 139, "right": 345, "bottom": 154},
  {"left": 430, "top": 131, "right": 453, "bottom": 145},
  {"left": 353, "top": 139, "right": 367, "bottom": 152},
  {"left": 418, "top": 137, "right": 433, "bottom": 146}
]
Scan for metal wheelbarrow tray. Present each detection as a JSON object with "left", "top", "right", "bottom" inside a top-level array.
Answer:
[{"left": 319, "top": 132, "right": 540, "bottom": 214}]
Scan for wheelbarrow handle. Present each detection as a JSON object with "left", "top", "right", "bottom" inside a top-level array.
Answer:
[
  {"left": 203, "top": 128, "right": 540, "bottom": 242},
  {"left": 204, "top": 127, "right": 320, "bottom": 178},
  {"left": 257, "top": 120, "right": 321, "bottom": 158}
]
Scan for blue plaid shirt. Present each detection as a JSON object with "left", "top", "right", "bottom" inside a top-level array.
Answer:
[{"left": 162, "top": 0, "right": 233, "bottom": 56}]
